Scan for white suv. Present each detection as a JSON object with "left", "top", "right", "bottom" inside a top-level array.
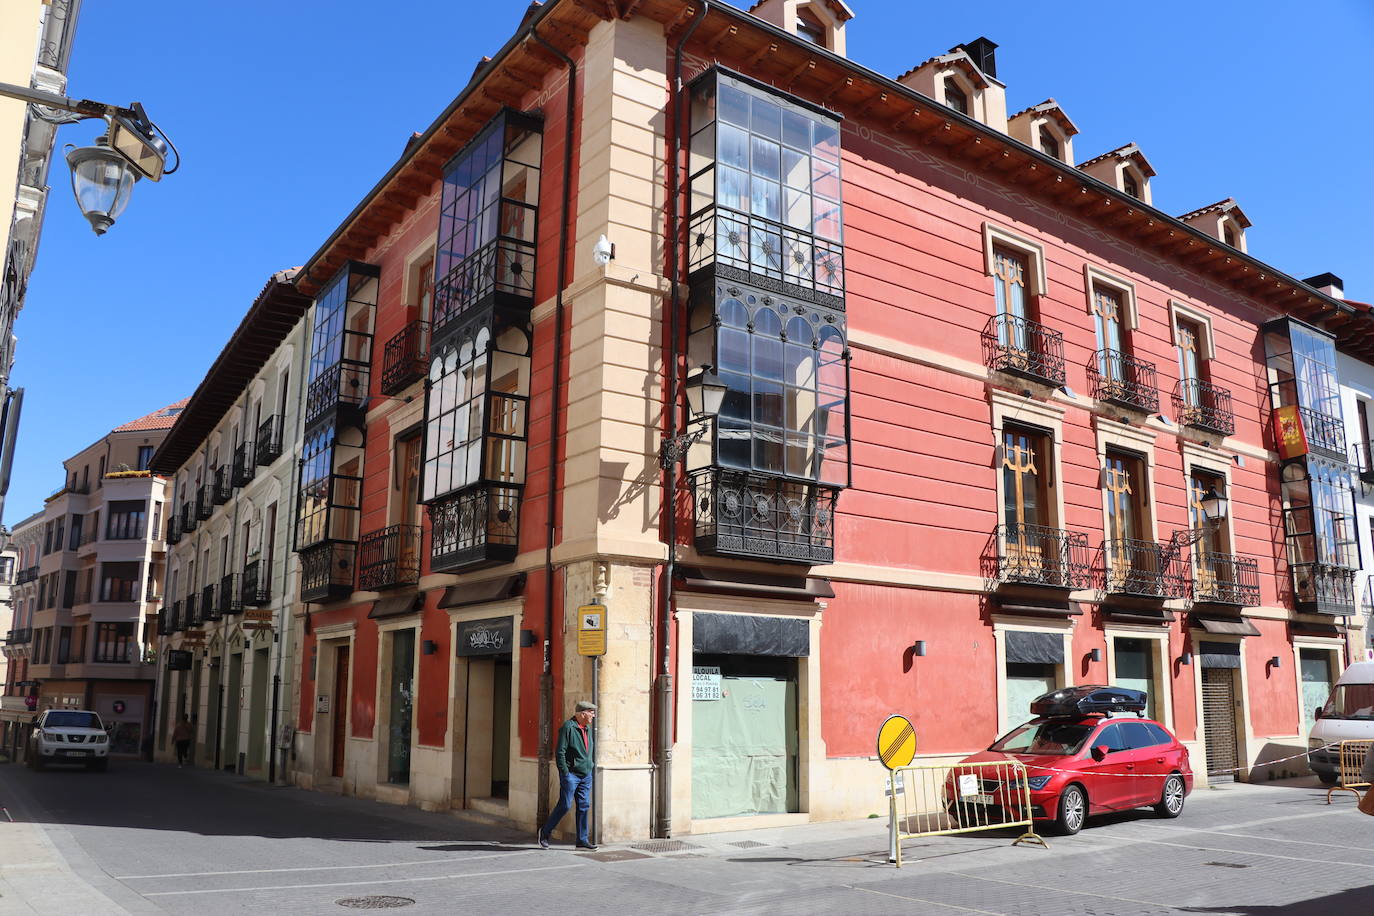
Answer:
[{"left": 27, "top": 709, "right": 111, "bottom": 771}]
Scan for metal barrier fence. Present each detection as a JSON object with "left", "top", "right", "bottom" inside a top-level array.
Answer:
[
  {"left": 1326, "top": 739, "right": 1372, "bottom": 804},
  {"left": 889, "top": 759, "right": 1046, "bottom": 867}
]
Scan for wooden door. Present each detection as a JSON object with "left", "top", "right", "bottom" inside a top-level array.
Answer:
[{"left": 331, "top": 645, "right": 350, "bottom": 779}]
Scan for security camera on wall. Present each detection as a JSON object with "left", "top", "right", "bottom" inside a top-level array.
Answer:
[{"left": 592, "top": 234, "right": 615, "bottom": 266}]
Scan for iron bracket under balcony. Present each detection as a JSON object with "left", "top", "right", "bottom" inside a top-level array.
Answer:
[
  {"left": 981, "top": 315, "right": 1066, "bottom": 386},
  {"left": 1089, "top": 350, "right": 1159, "bottom": 413},
  {"left": 428, "top": 484, "right": 520, "bottom": 573},
  {"left": 1101, "top": 538, "right": 1188, "bottom": 599},
  {"left": 992, "top": 524, "right": 1090, "bottom": 590},
  {"left": 691, "top": 468, "right": 837, "bottom": 565}
]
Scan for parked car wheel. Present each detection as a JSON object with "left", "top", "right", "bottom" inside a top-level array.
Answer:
[
  {"left": 1155, "top": 773, "right": 1186, "bottom": 818},
  {"left": 1055, "top": 783, "right": 1087, "bottom": 835}
]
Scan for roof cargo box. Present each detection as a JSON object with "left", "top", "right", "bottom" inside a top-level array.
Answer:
[{"left": 1030, "top": 684, "right": 1147, "bottom": 718}]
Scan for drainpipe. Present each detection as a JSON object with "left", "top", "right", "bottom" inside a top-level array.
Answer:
[
  {"left": 530, "top": 24, "right": 576, "bottom": 830},
  {"left": 656, "top": 1, "right": 709, "bottom": 840}
]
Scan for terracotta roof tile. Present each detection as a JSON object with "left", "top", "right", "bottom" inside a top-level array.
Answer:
[
  {"left": 1177, "top": 197, "right": 1250, "bottom": 228},
  {"left": 112, "top": 398, "right": 190, "bottom": 433},
  {"left": 1076, "top": 143, "right": 1155, "bottom": 176}
]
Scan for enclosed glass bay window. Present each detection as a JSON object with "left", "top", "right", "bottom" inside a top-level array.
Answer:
[
  {"left": 1264, "top": 317, "right": 1345, "bottom": 457},
  {"left": 305, "top": 260, "right": 379, "bottom": 428}
]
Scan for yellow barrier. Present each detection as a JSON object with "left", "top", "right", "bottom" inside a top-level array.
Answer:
[
  {"left": 890, "top": 759, "right": 1046, "bottom": 867},
  {"left": 1325, "top": 739, "right": 1372, "bottom": 804}
]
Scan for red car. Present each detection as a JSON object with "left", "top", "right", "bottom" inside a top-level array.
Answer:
[{"left": 954, "top": 713, "right": 1194, "bottom": 835}]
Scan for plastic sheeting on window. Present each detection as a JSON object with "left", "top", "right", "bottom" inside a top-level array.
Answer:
[
  {"left": 1005, "top": 630, "right": 1063, "bottom": 665},
  {"left": 692, "top": 676, "right": 797, "bottom": 820},
  {"left": 693, "top": 612, "right": 809, "bottom": 657}
]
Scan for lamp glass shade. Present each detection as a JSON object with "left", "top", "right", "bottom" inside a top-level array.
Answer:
[
  {"left": 684, "top": 369, "right": 726, "bottom": 419},
  {"left": 66, "top": 140, "right": 138, "bottom": 235},
  {"left": 1199, "top": 486, "right": 1228, "bottom": 521}
]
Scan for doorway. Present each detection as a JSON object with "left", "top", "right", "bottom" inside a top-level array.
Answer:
[
  {"left": 1201, "top": 666, "right": 1239, "bottom": 782},
  {"left": 1113, "top": 637, "right": 1157, "bottom": 719},
  {"left": 332, "top": 644, "right": 350, "bottom": 779},
  {"left": 248, "top": 646, "right": 270, "bottom": 772},
  {"left": 224, "top": 652, "right": 243, "bottom": 771},
  {"left": 456, "top": 653, "right": 513, "bottom": 803},
  {"left": 691, "top": 653, "right": 799, "bottom": 820},
  {"left": 188, "top": 659, "right": 203, "bottom": 759},
  {"left": 1299, "top": 647, "right": 1336, "bottom": 733},
  {"left": 206, "top": 658, "right": 222, "bottom": 767}
]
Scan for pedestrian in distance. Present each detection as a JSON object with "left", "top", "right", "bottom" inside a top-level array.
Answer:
[
  {"left": 538, "top": 700, "right": 597, "bottom": 850},
  {"left": 171, "top": 715, "right": 194, "bottom": 768}
]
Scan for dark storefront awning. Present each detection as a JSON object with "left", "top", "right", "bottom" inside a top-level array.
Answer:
[
  {"left": 1005, "top": 630, "right": 1064, "bottom": 665},
  {"left": 1192, "top": 616, "right": 1261, "bottom": 637},
  {"left": 438, "top": 574, "right": 525, "bottom": 610},
  {"left": 1102, "top": 605, "right": 1175, "bottom": 625},
  {"left": 992, "top": 598, "right": 1083, "bottom": 619},
  {"left": 1199, "top": 640, "right": 1241, "bottom": 669},
  {"left": 369, "top": 593, "right": 423, "bottom": 620},
  {"left": 676, "top": 567, "right": 834, "bottom": 601},
  {"left": 693, "top": 612, "right": 810, "bottom": 657},
  {"left": 1290, "top": 621, "right": 1347, "bottom": 639}
]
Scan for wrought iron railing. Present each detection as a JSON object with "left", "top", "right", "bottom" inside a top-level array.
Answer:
[
  {"left": 684, "top": 205, "right": 845, "bottom": 307},
  {"left": 5, "top": 628, "right": 32, "bottom": 645},
  {"left": 429, "top": 484, "right": 521, "bottom": 572},
  {"left": 305, "top": 346, "right": 371, "bottom": 429},
  {"left": 690, "top": 468, "right": 837, "bottom": 564},
  {"left": 1191, "top": 550, "right": 1260, "bottom": 605},
  {"left": 196, "top": 485, "right": 214, "bottom": 520},
  {"left": 213, "top": 466, "right": 232, "bottom": 504},
  {"left": 1297, "top": 405, "right": 1346, "bottom": 459},
  {"left": 16, "top": 566, "right": 38, "bottom": 584},
  {"left": 359, "top": 525, "right": 422, "bottom": 590},
  {"left": 994, "top": 524, "right": 1091, "bottom": 589},
  {"left": 256, "top": 415, "right": 283, "bottom": 466},
  {"left": 233, "top": 441, "right": 256, "bottom": 487},
  {"left": 184, "top": 594, "right": 199, "bottom": 628},
  {"left": 1352, "top": 440, "right": 1374, "bottom": 484},
  {"left": 165, "top": 514, "right": 182, "bottom": 545},
  {"left": 200, "top": 584, "right": 219, "bottom": 622},
  {"left": 181, "top": 502, "right": 198, "bottom": 533},
  {"left": 1292, "top": 562, "right": 1357, "bottom": 616},
  {"left": 299, "top": 541, "right": 357, "bottom": 603},
  {"left": 432, "top": 239, "right": 538, "bottom": 334},
  {"left": 165, "top": 600, "right": 182, "bottom": 634},
  {"left": 1173, "top": 378, "right": 1235, "bottom": 437},
  {"left": 1088, "top": 349, "right": 1159, "bottom": 412},
  {"left": 241, "top": 559, "right": 271, "bottom": 607},
  {"left": 381, "top": 321, "right": 430, "bottom": 395},
  {"left": 1102, "top": 537, "right": 1188, "bottom": 598},
  {"left": 218, "top": 574, "right": 242, "bottom": 617},
  {"left": 981, "top": 314, "right": 1066, "bottom": 385}
]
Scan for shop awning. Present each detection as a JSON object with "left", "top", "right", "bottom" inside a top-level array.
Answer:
[
  {"left": 438, "top": 574, "right": 525, "bottom": 610},
  {"left": 1005, "top": 630, "right": 1064, "bottom": 665},
  {"left": 676, "top": 566, "right": 834, "bottom": 601},
  {"left": 1101, "top": 606, "right": 1175, "bottom": 625},
  {"left": 1290, "top": 621, "right": 1347, "bottom": 639},
  {"left": 1199, "top": 640, "right": 1241, "bottom": 669},
  {"left": 693, "top": 612, "right": 810, "bottom": 657},
  {"left": 368, "top": 593, "right": 424, "bottom": 620},
  {"left": 1192, "top": 616, "right": 1260, "bottom": 637},
  {"left": 992, "top": 598, "right": 1083, "bottom": 619}
]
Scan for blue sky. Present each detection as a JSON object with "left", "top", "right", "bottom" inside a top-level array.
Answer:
[{"left": 7, "top": 0, "right": 1372, "bottom": 523}]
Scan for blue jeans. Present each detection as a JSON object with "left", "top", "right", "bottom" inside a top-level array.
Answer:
[{"left": 542, "top": 771, "right": 592, "bottom": 844}]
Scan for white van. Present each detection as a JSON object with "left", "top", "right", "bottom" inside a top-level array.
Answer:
[{"left": 1308, "top": 660, "right": 1374, "bottom": 784}]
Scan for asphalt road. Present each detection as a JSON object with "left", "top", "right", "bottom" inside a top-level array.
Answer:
[{"left": 1, "top": 759, "right": 1372, "bottom": 915}]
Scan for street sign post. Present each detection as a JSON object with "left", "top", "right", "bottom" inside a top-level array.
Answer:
[
  {"left": 577, "top": 605, "right": 606, "bottom": 657},
  {"left": 877, "top": 714, "right": 917, "bottom": 863}
]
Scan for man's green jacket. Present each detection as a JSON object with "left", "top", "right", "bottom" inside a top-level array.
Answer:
[{"left": 555, "top": 717, "right": 593, "bottom": 776}]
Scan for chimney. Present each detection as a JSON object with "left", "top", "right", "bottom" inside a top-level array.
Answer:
[
  {"left": 1303, "top": 272, "right": 1344, "bottom": 300},
  {"left": 956, "top": 37, "right": 998, "bottom": 78}
]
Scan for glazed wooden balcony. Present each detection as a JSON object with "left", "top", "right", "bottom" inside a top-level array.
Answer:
[{"left": 1292, "top": 562, "right": 1357, "bottom": 616}]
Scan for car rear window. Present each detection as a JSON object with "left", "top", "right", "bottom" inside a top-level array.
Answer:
[
  {"left": 44, "top": 711, "right": 101, "bottom": 729},
  {"left": 991, "top": 721, "right": 1094, "bottom": 755},
  {"left": 1118, "top": 721, "right": 1161, "bottom": 749},
  {"left": 1144, "top": 723, "right": 1173, "bottom": 746}
]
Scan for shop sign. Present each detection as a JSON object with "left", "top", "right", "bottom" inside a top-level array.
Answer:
[
  {"left": 1271, "top": 404, "right": 1308, "bottom": 460},
  {"left": 692, "top": 666, "right": 722, "bottom": 701},
  {"left": 577, "top": 605, "right": 606, "bottom": 657},
  {"left": 166, "top": 649, "right": 193, "bottom": 671},
  {"left": 456, "top": 617, "right": 512, "bottom": 657},
  {"left": 245, "top": 608, "right": 273, "bottom": 622}
]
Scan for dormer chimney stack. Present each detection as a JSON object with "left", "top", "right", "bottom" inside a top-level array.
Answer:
[
  {"left": 956, "top": 37, "right": 998, "bottom": 78},
  {"left": 1303, "top": 272, "right": 1344, "bottom": 300}
]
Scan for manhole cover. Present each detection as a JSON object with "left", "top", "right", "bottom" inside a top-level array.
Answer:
[
  {"left": 729, "top": 840, "right": 768, "bottom": 849},
  {"left": 1204, "top": 862, "right": 1250, "bottom": 869},
  {"left": 336, "top": 897, "right": 416, "bottom": 909},
  {"left": 630, "top": 839, "right": 702, "bottom": 853},
  {"left": 578, "top": 848, "right": 653, "bottom": 862}
]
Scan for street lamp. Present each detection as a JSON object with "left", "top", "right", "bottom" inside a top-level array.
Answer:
[
  {"left": 658, "top": 367, "right": 726, "bottom": 470},
  {"left": 0, "top": 83, "right": 176, "bottom": 235},
  {"left": 1168, "top": 485, "right": 1229, "bottom": 553}
]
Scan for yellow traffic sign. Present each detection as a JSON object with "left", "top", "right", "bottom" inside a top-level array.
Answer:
[
  {"left": 577, "top": 605, "right": 606, "bottom": 657},
  {"left": 877, "top": 714, "right": 916, "bottom": 770}
]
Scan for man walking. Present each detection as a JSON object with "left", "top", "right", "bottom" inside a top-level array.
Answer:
[
  {"left": 171, "top": 715, "right": 194, "bottom": 768},
  {"left": 539, "top": 700, "right": 597, "bottom": 849}
]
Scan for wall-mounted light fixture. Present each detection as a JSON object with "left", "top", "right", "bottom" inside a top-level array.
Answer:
[
  {"left": 1179, "top": 651, "right": 1192, "bottom": 666},
  {"left": 422, "top": 640, "right": 439, "bottom": 656},
  {"left": 910, "top": 640, "right": 927, "bottom": 657},
  {"left": 520, "top": 629, "right": 538, "bottom": 648},
  {"left": 1269, "top": 656, "right": 1282, "bottom": 668},
  {"left": 1089, "top": 648, "right": 1102, "bottom": 663}
]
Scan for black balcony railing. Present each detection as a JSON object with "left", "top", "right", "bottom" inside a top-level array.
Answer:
[
  {"left": 1297, "top": 405, "right": 1347, "bottom": 459},
  {"left": 181, "top": 502, "right": 198, "bottom": 533},
  {"left": 213, "top": 466, "right": 232, "bottom": 504},
  {"left": 981, "top": 314, "right": 1067, "bottom": 386},
  {"left": 994, "top": 524, "right": 1091, "bottom": 590},
  {"left": 305, "top": 347, "right": 371, "bottom": 429},
  {"left": 165, "top": 515, "right": 181, "bottom": 545},
  {"left": 233, "top": 441, "right": 256, "bottom": 487},
  {"left": 1191, "top": 551, "right": 1261, "bottom": 606},
  {"left": 218, "top": 574, "right": 242, "bottom": 617},
  {"left": 1089, "top": 350, "right": 1159, "bottom": 412},
  {"left": 1102, "top": 537, "right": 1188, "bottom": 599},
  {"left": 16, "top": 566, "right": 37, "bottom": 584},
  {"left": 381, "top": 321, "right": 430, "bottom": 396},
  {"left": 684, "top": 205, "right": 845, "bottom": 308},
  {"left": 1173, "top": 379, "right": 1235, "bottom": 437},
  {"left": 1352, "top": 440, "right": 1374, "bottom": 485},
  {"left": 359, "top": 525, "right": 422, "bottom": 590},
  {"left": 256, "top": 415, "right": 283, "bottom": 466},
  {"left": 200, "top": 584, "right": 219, "bottom": 622},
  {"left": 196, "top": 486, "right": 214, "bottom": 520},
  {"left": 5, "top": 628, "right": 32, "bottom": 645},
  {"left": 185, "top": 593, "right": 200, "bottom": 628},
  {"left": 429, "top": 484, "right": 521, "bottom": 572},
  {"left": 1292, "top": 562, "right": 1357, "bottom": 616},
  {"left": 241, "top": 559, "right": 271, "bottom": 607},
  {"left": 690, "top": 468, "right": 837, "bottom": 565},
  {"left": 161, "top": 601, "right": 181, "bottom": 635},
  {"left": 299, "top": 541, "right": 357, "bottom": 603}
]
